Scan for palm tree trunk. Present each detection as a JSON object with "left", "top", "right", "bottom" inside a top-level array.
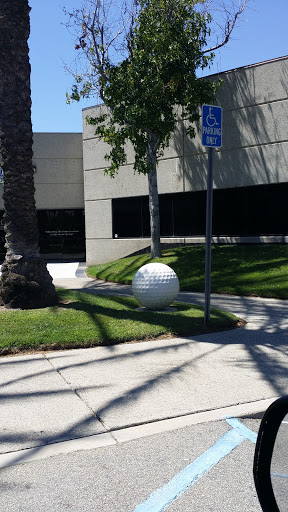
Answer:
[
  {"left": 147, "top": 133, "right": 161, "bottom": 259},
  {"left": 0, "top": 0, "right": 58, "bottom": 308}
]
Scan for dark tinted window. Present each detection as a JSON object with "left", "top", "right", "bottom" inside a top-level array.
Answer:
[
  {"left": 112, "top": 183, "right": 288, "bottom": 238},
  {"left": 0, "top": 209, "right": 85, "bottom": 261}
]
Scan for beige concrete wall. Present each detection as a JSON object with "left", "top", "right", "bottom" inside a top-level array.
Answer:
[
  {"left": 184, "top": 57, "right": 288, "bottom": 192},
  {"left": 33, "top": 133, "right": 84, "bottom": 209},
  {"left": 0, "top": 132, "right": 84, "bottom": 210},
  {"left": 86, "top": 238, "right": 151, "bottom": 265},
  {"left": 83, "top": 56, "right": 288, "bottom": 265}
]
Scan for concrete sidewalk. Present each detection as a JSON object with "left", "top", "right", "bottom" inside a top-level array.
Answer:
[{"left": 0, "top": 263, "right": 288, "bottom": 469}]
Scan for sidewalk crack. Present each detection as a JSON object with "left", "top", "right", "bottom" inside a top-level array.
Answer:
[{"left": 44, "top": 354, "right": 112, "bottom": 437}]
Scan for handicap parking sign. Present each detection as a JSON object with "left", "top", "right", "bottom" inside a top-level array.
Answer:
[
  {"left": 202, "top": 105, "right": 222, "bottom": 148},
  {"left": 0, "top": 167, "right": 3, "bottom": 184}
]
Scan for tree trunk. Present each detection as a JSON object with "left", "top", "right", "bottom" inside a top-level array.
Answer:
[
  {"left": 147, "top": 133, "right": 161, "bottom": 259},
  {"left": 0, "top": 0, "right": 58, "bottom": 309}
]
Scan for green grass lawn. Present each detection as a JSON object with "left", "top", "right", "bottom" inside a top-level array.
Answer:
[
  {"left": 0, "top": 288, "right": 240, "bottom": 356},
  {"left": 87, "top": 244, "right": 288, "bottom": 299},
  {"left": 2, "top": 243, "right": 284, "bottom": 356}
]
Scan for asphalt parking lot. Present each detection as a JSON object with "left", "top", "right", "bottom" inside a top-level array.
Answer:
[{"left": 0, "top": 415, "right": 263, "bottom": 512}]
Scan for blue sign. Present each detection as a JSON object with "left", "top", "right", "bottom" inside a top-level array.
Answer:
[
  {"left": 202, "top": 105, "right": 222, "bottom": 148},
  {"left": 0, "top": 167, "right": 3, "bottom": 184}
]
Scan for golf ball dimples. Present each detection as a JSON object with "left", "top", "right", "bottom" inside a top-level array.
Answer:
[{"left": 132, "top": 263, "right": 179, "bottom": 309}]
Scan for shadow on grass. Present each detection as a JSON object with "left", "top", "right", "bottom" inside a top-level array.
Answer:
[
  {"left": 0, "top": 288, "right": 238, "bottom": 357},
  {"left": 88, "top": 254, "right": 151, "bottom": 284},
  {"left": 53, "top": 291, "right": 235, "bottom": 345},
  {"left": 87, "top": 245, "right": 288, "bottom": 299},
  {"left": 169, "top": 246, "right": 288, "bottom": 298}
]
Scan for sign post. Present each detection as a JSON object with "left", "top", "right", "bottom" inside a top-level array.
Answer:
[{"left": 202, "top": 104, "right": 222, "bottom": 325}]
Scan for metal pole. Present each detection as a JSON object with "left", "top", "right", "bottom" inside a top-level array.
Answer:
[{"left": 204, "top": 147, "right": 214, "bottom": 325}]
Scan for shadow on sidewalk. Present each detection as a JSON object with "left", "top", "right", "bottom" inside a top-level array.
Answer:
[{"left": 0, "top": 290, "right": 288, "bottom": 467}]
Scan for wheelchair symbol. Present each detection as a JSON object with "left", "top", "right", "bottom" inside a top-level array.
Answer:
[{"left": 206, "top": 107, "right": 219, "bottom": 127}]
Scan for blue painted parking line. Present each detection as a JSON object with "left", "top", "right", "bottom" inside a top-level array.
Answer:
[
  {"left": 132, "top": 418, "right": 257, "bottom": 512},
  {"left": 226, "top": 417, "right": 257, "bottom": 443}
]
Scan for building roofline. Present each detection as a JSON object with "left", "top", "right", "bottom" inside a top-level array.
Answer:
[
  {"left": 207, "top": 55, "right": 288, "bottom": 79},
  {"left": 82, "top": 55, "right": 288, "bottom": 112}
]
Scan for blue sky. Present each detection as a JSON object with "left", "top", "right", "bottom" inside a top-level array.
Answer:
[{"left": 28, "top": 0, "right": 287, "bottom": 133}]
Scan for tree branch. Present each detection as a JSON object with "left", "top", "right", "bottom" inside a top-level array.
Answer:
[{"left": 204, "top": 0, "right": 249, "bottom": 54}]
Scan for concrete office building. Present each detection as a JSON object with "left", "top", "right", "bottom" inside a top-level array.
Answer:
[
  {"left": 0, "top": 133, "right": 85, "bottom": 261},
  {"left": 83, "top": 56, "right": 288, "bottom": 265},
  {"left": 0, "top": 56, "right": 287, "bottom": 264}
]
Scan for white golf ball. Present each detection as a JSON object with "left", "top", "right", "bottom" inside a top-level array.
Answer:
[{"left": 132, "top": 262, "right": 179, "bottom": 310}]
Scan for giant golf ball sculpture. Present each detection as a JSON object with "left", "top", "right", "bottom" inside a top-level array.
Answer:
[{"left": 132, "top": 263, "right": 179, "bottom": 310}]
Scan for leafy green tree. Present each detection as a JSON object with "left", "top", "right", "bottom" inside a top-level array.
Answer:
[
  {"left": 0, "top": 0, "right": 58, "bottom": 308},
  {"left": 67, "top": 0, "right": 248, "bottom": 258}
]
